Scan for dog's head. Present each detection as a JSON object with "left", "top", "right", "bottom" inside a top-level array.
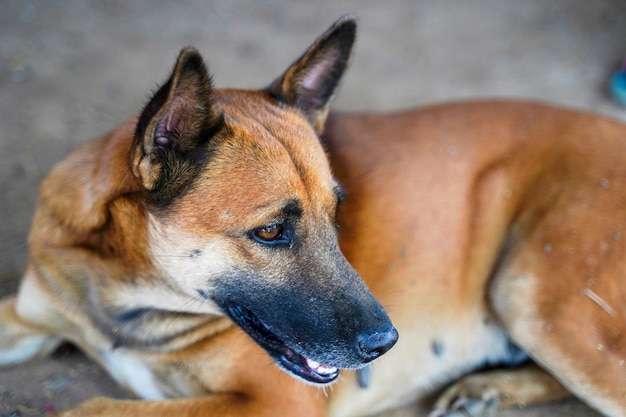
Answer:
[{"left": 131, "top": 16, "right": 397, "bottom": 385}]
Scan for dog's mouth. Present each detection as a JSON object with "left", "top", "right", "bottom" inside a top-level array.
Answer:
[{"left": 225, "top": 304, "right": 339, "bottom": 384}]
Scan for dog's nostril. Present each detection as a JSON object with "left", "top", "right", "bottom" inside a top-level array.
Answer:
[{"left": 356, "top": 327, "right": 399, "bottom": 362}]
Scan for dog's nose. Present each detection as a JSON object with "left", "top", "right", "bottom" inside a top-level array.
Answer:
[{"left": 356, "top": 326, "right": 398, "bottom": 362}]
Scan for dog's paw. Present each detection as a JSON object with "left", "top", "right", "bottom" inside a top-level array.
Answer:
[{"left": 429, "top": 379, "right": 499, "bottom": 417}]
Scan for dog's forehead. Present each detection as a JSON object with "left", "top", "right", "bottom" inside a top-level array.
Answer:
[
  {"left": 215, "top": 89, "right": 335, "bottom": 181},
  {"left": 174, "top": 89, "right": 337, "bottom": 225}
]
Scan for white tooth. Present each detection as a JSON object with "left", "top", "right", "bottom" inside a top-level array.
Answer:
[
  {"left": 306, "top": 358, "right": 320, "bottom": 369},
  {"left": 318, "top": 365, "right": 338, "bottom": 375},
  {"left": 305, "top": 357, "right": 338, "bottom": 375}
]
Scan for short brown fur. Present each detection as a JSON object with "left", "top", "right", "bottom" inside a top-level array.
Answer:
[{"left": 1, "top": 16, "right": 625, "bottom": 417}]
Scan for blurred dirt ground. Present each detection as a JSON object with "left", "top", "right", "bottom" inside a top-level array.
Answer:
[{"left": 0, "top": 0, "right": 625, "bottom": 416}]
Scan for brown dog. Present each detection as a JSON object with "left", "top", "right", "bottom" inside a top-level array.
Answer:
[{"left": 0, "top": 15, "right": 625, "bottom": 417}]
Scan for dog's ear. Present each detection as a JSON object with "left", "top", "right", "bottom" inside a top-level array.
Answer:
[
  {"left": 132, "top": 48, "right": 224, "bottom": 205},
  {"left": 266, "top": 15, "right": 357, "bottom": 134}
]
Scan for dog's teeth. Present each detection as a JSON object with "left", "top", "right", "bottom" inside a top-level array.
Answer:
[
  {"left": 317, "top": 364, "right": 338, "bottom": 375},
  {"left": 306, "top": 358, "right": 320, "bottom": 369},
  {"left": 305, "top": 358, "right": 337, "bottom": 375}
]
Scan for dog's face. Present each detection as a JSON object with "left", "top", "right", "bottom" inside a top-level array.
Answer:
[{"left": 129, "top": 17, "right": 397, "bottom": 385}]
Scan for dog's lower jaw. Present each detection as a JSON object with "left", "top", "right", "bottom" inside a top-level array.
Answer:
[
  {"left": 224, "top": 304, "right": 341, "bottom": 384},
  {"left": 277, "top": 350, "right": 340, "bottom": 386}
]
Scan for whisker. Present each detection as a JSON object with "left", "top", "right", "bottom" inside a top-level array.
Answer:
[
  {"left": 177, "top": 293, "right": 207, "bottom": 313},
  {"left": 322, "top": 382, "right": 335, "bottom": 398}
]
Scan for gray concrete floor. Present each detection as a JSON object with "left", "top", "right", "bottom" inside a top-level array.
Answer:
[{"left": 0, "top": 0, "right": 625, "bottom": 415}]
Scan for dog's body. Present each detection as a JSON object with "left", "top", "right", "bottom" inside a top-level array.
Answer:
[
  {"left": 1, "top": 16, "right": 625, "bottom": 417},
  {"left": 326, "top": 102, "right": 626, "bottom": 416}
]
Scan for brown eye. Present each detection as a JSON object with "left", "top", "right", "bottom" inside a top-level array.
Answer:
[
  {"left": 250, "top": 223, "right": 293, "bottom": 247},
  {"left": 255, "top": 224, "right": 282, "bottom": 241}
]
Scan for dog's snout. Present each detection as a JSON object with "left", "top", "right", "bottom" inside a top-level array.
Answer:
[{"left": 356, "top": 326, "right": 398, "bottom": 362}]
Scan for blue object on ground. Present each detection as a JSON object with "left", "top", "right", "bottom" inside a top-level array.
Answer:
[{"left": 610, "top": 59, "right": 626, "bottom": 107}]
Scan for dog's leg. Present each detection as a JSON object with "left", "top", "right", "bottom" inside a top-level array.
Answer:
[
  {"left": 491, "top": 245, "right": 626, "bottom": 417},
  {"left": 0, "top": 264, "right": 67, "bottom": 366},
  {"left": 429, "top": 363, "right": 569, "bottom": 417},
  {"left": 52, "top": 379, "right": 327, "bottom": 417},
  {"left": 53, "top": 397, "right": 319, "bottom": 417},
  {"left": 0, "top": 295, "right": 63, "bottom": 366}
]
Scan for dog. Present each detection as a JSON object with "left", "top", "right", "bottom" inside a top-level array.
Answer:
[{"left": 0, "top": 15, "right": 625, "bottom": 417}]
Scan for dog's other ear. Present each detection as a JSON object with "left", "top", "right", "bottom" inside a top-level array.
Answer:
[
  {"left": 132, "top": 48, "right": 224, "bottom": 205},
  {"left": 266, "top": 15, "right": 357, "bottom": 134}
]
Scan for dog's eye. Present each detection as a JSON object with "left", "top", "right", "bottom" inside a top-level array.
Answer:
[
  {"left": 256, "top": 224, "right": 282, "bottom": 241},
  {"left": 251, "top": 223, "right": 293, "bottom": 247}
]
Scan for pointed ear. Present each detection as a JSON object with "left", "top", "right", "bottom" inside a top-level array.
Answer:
[
  {"left": 266, "top": 15, "right": 357, "bottom": 134},
  {"left": 132, "top": 48, "right": 224, "bottom": 205}
]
